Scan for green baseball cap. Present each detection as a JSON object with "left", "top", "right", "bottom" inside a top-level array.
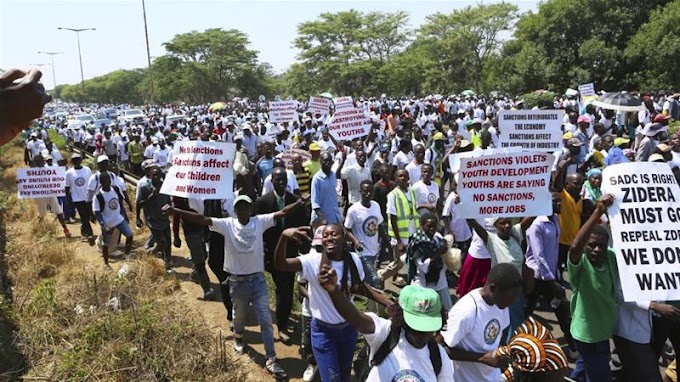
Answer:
[{"left": 399, "top": 285, "right": 442, "bottom": 332}]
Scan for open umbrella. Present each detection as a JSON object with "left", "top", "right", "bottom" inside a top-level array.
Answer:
[
  {"left": 319, "top": 92, "right": 334, "bottom": 99},
  {"left": 208, "top": 102, "right": 227, "bottom": 111},
  {"left": 461, "top": 89, "right": 476, "bottom": 96},
  {"left": 593, "top": 92, "right": 645, "bottom": 112}
]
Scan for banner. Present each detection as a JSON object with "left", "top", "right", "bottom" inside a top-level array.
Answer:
[
  {"left": 457, "top": 152, "right": 553, "bottom": 218},
  {"left": 334, "top": 96, "right": 354, "bottom": 111},
  {"left": 17, "top": 167, "right": 66, "bottom": 199},
  {"left": 278, "top": 149, "right": 312, "bottom": 169},
  {"left": 308, "top": 96, "right": 331, "bottom": 116},
  {"left": 498, "top": 110, "right": 564, "bottom": 152},
  {"left": 268, "top": 100, "right": 299, "bottom": 123},
  {"left": 578, "top": 83, "right": 595, "bottom": 98},
  {"left": 601, "top": 163, "right": 680, "bottom": 302},
  {"left": 447, "top": 147, "right": 523, "bottom": 174},
  {"left": 327, "top": 107, "right": 372, "bottom": 141},
  {"left": 161, "top": 141, "right": 236, "bottom": 199}
]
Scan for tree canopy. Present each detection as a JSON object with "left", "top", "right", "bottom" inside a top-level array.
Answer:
[{"left": 57, "top": 1, "right": 680, "bottom": 104}]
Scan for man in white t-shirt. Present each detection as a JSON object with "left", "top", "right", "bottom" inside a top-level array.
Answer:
[
  {"left": 319, "top": 271, "right": 455, "bottom": 382},
  {"left": 65, "top": 153, "right": 94, "bottom": 244},
  {"left": 440, "top": 263, "right": 522, "bottom": 382},
  {"left": 92, "top": 172, "right": 133, "bottom": 269},
  {"left": 163, "top": 194, "right": 305, "bottom": 380},
  {"left": 344, "top": 180, "right": 388, "bottom": 288},
  {"left": 412, "top": 163, "right": 440, "bottom": 215}
]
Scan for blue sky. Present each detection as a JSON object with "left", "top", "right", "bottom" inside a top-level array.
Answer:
[{"left": 1, "top": 0, "right": 539, "bottom": 88}]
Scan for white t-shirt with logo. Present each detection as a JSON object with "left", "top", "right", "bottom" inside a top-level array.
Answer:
[
  {"left": 442, "top": 192, "right": 472, "bottom": 242},
  {"left": 364, "top": 313, "right": 455, "bottom": 382},
  {"left": 412, "top": 180, "right": 439, "bottom": 209},
  {"left": 209, "top": 213, "right": 275, "bottom": 275},
  {"left": 344, "top": 201, "right": 384, "bottom": 257},
  {"left": 65, "top": 166, "right": 92, "bottom": 202},
  {"left": 92, "top": 188, "right": 124, "bottom": 230},
  {"left": 298, "top": 250, "right": 365, "bottom": 324},
  {"left": 442, "top": 288, "right": 509, "bottom": 382}
]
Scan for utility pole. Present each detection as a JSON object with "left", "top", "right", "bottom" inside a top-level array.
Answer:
[
  {"left": 142, "top": 0, "right": 154, "bottom": 104},
  {"left": 37, "top": 51, "right": 63, "bottom": 90},
  {"left": 57, "top": 27, "right": 95, "bottom": 86}
]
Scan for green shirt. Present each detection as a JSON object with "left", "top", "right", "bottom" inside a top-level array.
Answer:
[
  {"left": 568, "top": 249, "right": 618, "bottom": 343},
  {"left": 128, "top": 141, "right": 145, "bottom": 164},
  {"left": 303, "top": 159, "right": 321, "bottom": 177}
]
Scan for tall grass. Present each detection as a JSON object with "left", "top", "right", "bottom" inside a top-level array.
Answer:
[{"left": 0, "top": 141, "right": 253, "bottom": 381}]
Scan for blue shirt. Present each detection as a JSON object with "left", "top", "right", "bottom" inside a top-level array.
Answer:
[
  {"left": 310, "top": 170, "right": 342, "bottom": 224},
  {"left": 525, "top": 215, "right": 560, "bottom": 281},
  {"left": 256, "top": 157, "right": 274, "bottom": 181}
]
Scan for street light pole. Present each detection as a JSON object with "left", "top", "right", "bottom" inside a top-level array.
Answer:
[
  {"left": 37, "top": 51, "right": 63, "bottom": 90},
  {"left": 141, "top": 0, "right": 154, "bottom": 103},
  {"left": 57, "top": 27, "right": 95, "bottom": 86}
]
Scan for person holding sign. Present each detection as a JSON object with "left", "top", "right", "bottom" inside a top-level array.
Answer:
[
  {"left": 30, "top": 154, "right": 72, "bottom": 238},
  {"left": 566, "top": 194, "right": 617, "bottom": 382},
  {"left": 162, "top": 195, "right": 305, "bottom": 380},
  {"left": 466, "top": 216, "right": 536, "bottom": 339}
]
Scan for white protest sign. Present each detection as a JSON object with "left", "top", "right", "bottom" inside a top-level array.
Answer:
[
  {"left": 447, "top": 147, "right": 524, "bottom": 174},
  {"left": 16, "top": 167, "right": 66, "bottom": 199},
  {"left": 327, "top": 107, "right": 372, "bottom": 141},
  {"left": 161, "top": 141, "right": 235, "bottom": 199},
  {"left": 334, "top": 96, "right": 354, "bottom": 111},
  {"left": 277, "top": 149, "right": 312, "bottom": 169},
  {"left": 601, "top": 162, "right": 680, "bottom": 302},
  {"left": 457, "top": 151, "right": 553, "bottom": 218},
  {"left": 308, "top": 96, "right": 331, "bottom": 116},
  {"left": 268, "top": 101, "right": 299, "bottom": 123},
  {"left": 578, "top": 83, "right": 595, "bottom": 98},
  {"left": 498, "top": 110, "right": 564, "bottom": 152}
]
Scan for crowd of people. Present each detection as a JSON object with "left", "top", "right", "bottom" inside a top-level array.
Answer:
[{"left": 14, "top": 82, "right": 680, "bottom": 382}]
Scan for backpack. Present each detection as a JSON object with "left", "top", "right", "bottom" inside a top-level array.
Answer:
[
  {"left": 353, "top": 326, "right": 442, "bottom": 381},
  {"left": 96, "top": 185, "right": 125, "bottom": 218}
]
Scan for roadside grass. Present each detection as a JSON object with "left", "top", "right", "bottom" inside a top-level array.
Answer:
[{"left": 0, "top": 141, "right": 252, "bottom": 381}]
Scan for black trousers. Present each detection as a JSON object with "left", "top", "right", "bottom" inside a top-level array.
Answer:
[
  {"left": 525, "top": 279, "right": 574, "bottom": 350},
  {"left": 208, "top": 232, "right": 233, "bottom": 321},
  {"left": 271, "top": 270, "right": 295, "bottom": 330},
  {"left": 73, "top": 201, "right": 93, "bottom": 237}
]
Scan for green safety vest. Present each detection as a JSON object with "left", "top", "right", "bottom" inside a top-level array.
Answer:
[{"left": 388, "top": 187, "right": 419, "bottom": 239}]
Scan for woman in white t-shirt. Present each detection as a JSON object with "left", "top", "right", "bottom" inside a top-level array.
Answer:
[
  {"left": 274, "top": 224, "right": 392, "bottom": 382},
  {"left": 467, "top": 216, "right": 536, "bottom": 341},
  {"left": 406, "top": 212, "right": 452, "bottom": 312}
]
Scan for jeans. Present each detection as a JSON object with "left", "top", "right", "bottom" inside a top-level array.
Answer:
[
  {"left": 185, "top": 232, "right": 211, "bottom": 293},
  {"left": 505, "top": 293, "right": 526, "bottom": 344},
  {"left": 360, "top": 255, "right": 379, "bottom": 288},
  {"left": 103, "top": 220, "right": 133, "bottom": 245},
  {"left": 229, "top": 273, "right": 276, "bottom": 359},
  {"left": 570, "top": 339, "right": 613, "bottom": 382},
  {"left": 73, "top": 201, "right": 93, "bottom": 237},
  {"left": 311, "top": 319, "right": 357, "bottom": 382},
  {"left": 271, "top": 270, "right": 295, "bottom": 331},
  {"left": 436, "top": 288, "right": 453, "bottom": 313},
  {"left": 150, "top": 227, "right": 172, "bottom": 269},
  {"left": 613, "top": 336, "right": 662, "bottom": 382},
  {"left": 300, "top": 315, "right": 316, "bottom": 365}
]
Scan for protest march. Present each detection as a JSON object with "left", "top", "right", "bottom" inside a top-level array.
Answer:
[{"left": 6, "top": 1, "right": 680, "bottom": 382}]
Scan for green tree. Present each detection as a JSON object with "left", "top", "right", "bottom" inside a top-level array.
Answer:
[
  {"left": 502, "top": 0, "right": 672, "bottom": 93},
  {"left": 161, "top": 28, "right": 262, "bottom": 102},
  {"left": 292, "top": 9, "right": 410, "bottom": 95},
  {"left": 625, "top": 0, "right": 680, "bottom": 90},
  {"left": 416, "top": 2, "right": 519, "bottom": 93}
]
